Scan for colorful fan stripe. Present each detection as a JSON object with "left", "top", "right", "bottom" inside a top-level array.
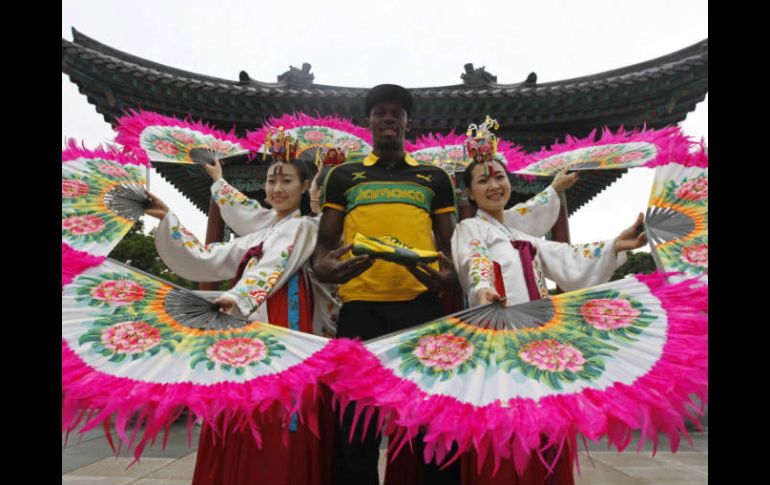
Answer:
[
  {"left": 62, "top": 259, "right": 338, "bottom": 459},
  {"left": 323, "top": 273, "right": 707, "bottom": 475},
  {"left": 115, "top": 110, "right": 249, "bottom": 165},
  {"left": 244, "top": 113, "right": 372, "bottom": 162},
  {"left": 515, "top": 126, "right": 696, "bottom": 176}
]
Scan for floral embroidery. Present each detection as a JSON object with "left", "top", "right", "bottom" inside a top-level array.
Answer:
[
  {"left": 230, "top": 245, "right": 294, "bottom": 314},
  {"left": 215, "top": 181, "right": 260, "bottom": 209},
  {"left": 513, "top": 188, "right": 552, "bottom": 216},
  {"left": 533, "top": 259, "right": 549, "bottom": 298},
  {"left": 572, "top": 241, "right": 606, "bottom": 259},
  {"left": 170, "top": 223, "right": 213, "bottom": 254},
  {"left": 467, "top": 239, "right": 494, "bottom": 290},
  {"left": 580, "top": 298, "right": 641, "bottom": 330}
]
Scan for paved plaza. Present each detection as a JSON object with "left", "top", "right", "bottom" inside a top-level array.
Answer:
[{"left": 63, "top": 419, "right": 707, "bottom": 485}]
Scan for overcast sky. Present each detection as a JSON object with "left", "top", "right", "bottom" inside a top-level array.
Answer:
[{"left": 62, "top": 0, "right": 707, "bottom": 246}]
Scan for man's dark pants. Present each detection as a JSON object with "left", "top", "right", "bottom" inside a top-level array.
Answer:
[{"left": 334, "top": 292, "right": 460, "bottom": 485}]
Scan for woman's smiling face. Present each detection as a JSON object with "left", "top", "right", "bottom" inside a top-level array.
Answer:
[
  {"left": 467, "top": 160, "right": 511, "bottom": 213},
  {"left": 265, "top": 162, "right": 306, "bottom": 213}
]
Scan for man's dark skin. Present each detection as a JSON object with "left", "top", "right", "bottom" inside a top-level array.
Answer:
[{"left": 312, "top": 102, "right": 459, "bottom": 291}]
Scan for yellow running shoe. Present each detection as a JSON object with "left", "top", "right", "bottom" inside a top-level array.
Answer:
[{"left": 351, "top": 233, "right": 439, "bottom": 265}]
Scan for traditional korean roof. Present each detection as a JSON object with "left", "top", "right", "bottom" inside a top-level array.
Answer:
[{"left": 62, "top": 28, "right": 707, "bottom": 214}]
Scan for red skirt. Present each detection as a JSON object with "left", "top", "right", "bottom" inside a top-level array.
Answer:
[
  {"left": 384, "top": 439, "right": 574, "bottom": 485},
  {"left": 192, "top": 271, "right": 338, "bottom": 485},
  {"left": 459, "top": 443, "right": 575, "bottom": 485}
]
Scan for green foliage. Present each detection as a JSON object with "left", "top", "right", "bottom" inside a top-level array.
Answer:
[
  {"left": 611, "top": 250, "right": 657, "bottom": 281},
  {"left": 109, "top": 221, "right": 197, "bottom": 290}
]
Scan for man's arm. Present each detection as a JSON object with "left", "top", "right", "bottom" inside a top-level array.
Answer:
[
  {"left": 404, "top": 212, "right": 459, "bottom": 292},
  {"left": 432, "top": 212, "right": 456, "bottom": 258},
  {"left": 312, "top": 208, "right": 373, "bottom": 284}
]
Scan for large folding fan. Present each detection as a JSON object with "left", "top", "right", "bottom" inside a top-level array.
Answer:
[
  {"left": 116, "top": 110, "right": 250, "bottom": 165},
  {"left": 244, "top": 113, "right": 372, "bottom": 163},
  {"left": 514, "top": 126, "right": 694, "bottom": 176},
  {"left": 407, "top": 132, "right": 534, "bottom": 180},
  {"left": 62, "top": 259, "right": 338, "bottom": 460},
  {"left": 325, "top": 273, "right": 707, "bottom": 475},
  {"left": 644, "top": 152, "right": 708, "bottom": 280},
  {"left": 62, "top": 142, "right": 149, "bottom": 286}
]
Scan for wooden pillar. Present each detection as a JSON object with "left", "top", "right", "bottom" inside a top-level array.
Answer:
[
  {"left": 550, "top": 191, "right": 571, "bottom": 294},
  {"left": 198, "top": 198, "right": 226, "bottom": 291},
  {"left": 550, "top": 191, "right": 571, "bottom": 244}
]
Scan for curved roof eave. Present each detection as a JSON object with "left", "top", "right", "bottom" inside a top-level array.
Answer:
[{"left": 67, "top": 28, "right": 707, "bottom": 97}]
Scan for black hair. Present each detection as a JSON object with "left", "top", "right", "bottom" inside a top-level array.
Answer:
[
  {"left": 266, "top": 159, "right": 313, "bottom": 216},
  {"left": 461, "top": 158, "right": 510, "bottom": 208}
]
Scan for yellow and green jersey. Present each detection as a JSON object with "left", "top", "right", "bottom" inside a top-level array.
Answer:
[{"left": 322, "top": 152, "right": 456, "bottom": 302}]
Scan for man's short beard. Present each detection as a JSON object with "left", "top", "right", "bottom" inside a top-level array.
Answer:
[{"left": 375, "top": 140, "right": 403, "bottom": 152}]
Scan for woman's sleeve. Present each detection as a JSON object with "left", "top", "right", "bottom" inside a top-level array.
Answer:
[
  {"left": 154, "top": 212, "right": 244, "bottom": 282},
  {"left": 451, "top": 221, "right": 495, "bottom": 307},
  {"left": 504, "top": 186, "right": 561, "bottom": 237},
  {"left": 529, "top": 235, "right": 628, "bottom": 292},
  {"left": 222, "top": 218, "right": 318, "bottom": 318},
  {"left": 210, "top": 178, "right": 273, "bottom": 237}
]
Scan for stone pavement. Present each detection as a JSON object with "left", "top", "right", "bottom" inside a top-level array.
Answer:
[{"left": 63, "top": 423, "right": 707, "bottom": 485}]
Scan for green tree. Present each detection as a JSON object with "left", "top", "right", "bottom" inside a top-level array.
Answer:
[
  {"left": 611, "top": 250, "right": 657, "bottom": 281},
  {"left": 109, "top": 221, "right": 196, "bottom": 289}
]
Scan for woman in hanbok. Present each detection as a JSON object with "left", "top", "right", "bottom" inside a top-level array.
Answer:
[
  {"left": 144, "top": 154, "right": 337, "bottom": 485},
  {"left": 451, "top": 157, "right": 646, "bottom": 485},
  {"left": 203, "top": 156, "right": 342, "bottom": 337}
]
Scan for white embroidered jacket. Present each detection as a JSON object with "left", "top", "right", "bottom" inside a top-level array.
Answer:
[
  {"left": 209, "top": 179, "right": 339, "bottom": 336},
  {"left": 154, "top": 208, "right": 316, "bottom": 323},
  {"left": 451, "top": 209, "right": 628, "bottom": 307}
]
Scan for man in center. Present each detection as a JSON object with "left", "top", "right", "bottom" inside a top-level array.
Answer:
[{"left": 312, "top": 84, "right": 460, "bottom": 485}]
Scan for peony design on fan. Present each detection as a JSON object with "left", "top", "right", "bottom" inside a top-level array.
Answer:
[
  {"left": 191, "top": 332, "right": 286, "bottom": 375},
  {"left": 397, "top": 323, "right": 484, "bottom": 380},
  {"left": 523, "top": 142, "right": 658, "bottom": 175},
  {"left": 568, "top": 288, "right": 657, "bottom": 341},
  {"left": 413, "top": 334, "right": 475, "bottom": 372},
  {"left": 140, "top": 126, "right": 243, "bottom": 164},
  {"left": 77, "top": 316, "right": 182, "bottom": 362},
  {"left": 517, "top": 339, "right": 586, "bottom": 373},
  {"left": 681, "top": 242, "right": 708, "bottom": 268},
  {"left": 74, "top": 271, "right": 155, "bottom": 312},
  {"left": 499, "top": 330, "right": 614, "bottom": 390},
  {"left": 62, "top": 214, "right": 105, "bottom": 236},
  {"left": 580, "top": 298, "right": 641, "bottom": 331},
  {"left": 675, "top": 177, "right": 708, "bottom": 202},
  {"left": 62, "top": 178, "right": 90, "bottom": 199}
]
